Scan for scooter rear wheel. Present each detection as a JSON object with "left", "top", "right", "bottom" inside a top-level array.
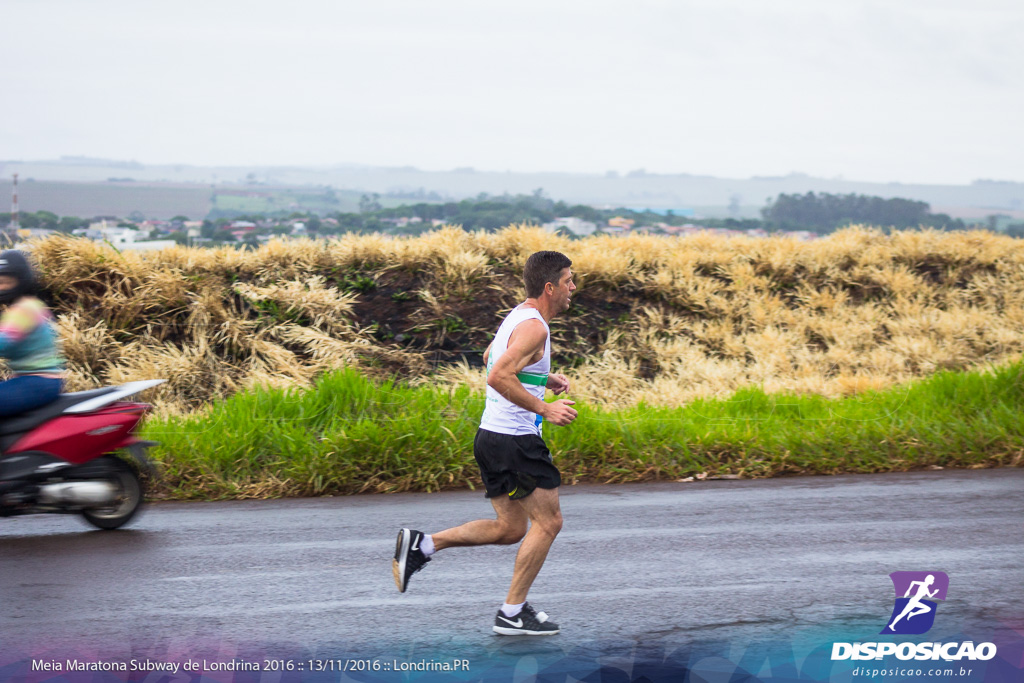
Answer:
[{"left": 81, "top": 456, "right": 143, "bottom": 530}]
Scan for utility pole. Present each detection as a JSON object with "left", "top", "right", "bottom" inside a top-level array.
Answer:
[
  {"left": 10, "top": 173, "right": 19, "bottom": 230},
  {"left": 4, "top": 174, "right": 18, "bottom": 246}
]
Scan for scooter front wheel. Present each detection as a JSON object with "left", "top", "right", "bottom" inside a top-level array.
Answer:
[{"left": 81, "top": 456, "right": 144, "bottom": 530}]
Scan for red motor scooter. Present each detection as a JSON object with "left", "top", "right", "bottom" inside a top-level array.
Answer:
[{"left": 0, "top": 379, "right": 165, "bottom": 529}]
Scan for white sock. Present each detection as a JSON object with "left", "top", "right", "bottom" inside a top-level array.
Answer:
[
  {"left": 500, "top": 602, "right": 525, "bottom": 618},
  {"left": 420, "top": 534, "right": 436, "bottom": 556}
]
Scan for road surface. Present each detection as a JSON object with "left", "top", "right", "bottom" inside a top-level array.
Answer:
[{"left": 1, "top": 469, "right": 1022, "bottom": 681}]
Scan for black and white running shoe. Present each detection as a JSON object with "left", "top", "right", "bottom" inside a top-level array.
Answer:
[
  {"left": 492, "top": 603, "right": 560, "bottom": 636},
  {"left": 393, "top": 528, "right": 430, "bottom": 593}
]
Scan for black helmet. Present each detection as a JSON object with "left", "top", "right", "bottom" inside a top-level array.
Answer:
[{"left": 0, "top": 250, "right": 38, "bottom": 305}]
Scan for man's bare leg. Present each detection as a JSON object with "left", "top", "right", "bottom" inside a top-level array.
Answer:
[
  {"left": 505, "top": 487, "right": 562, "bottom": 604},
  {"left": 432, "top": 495, "right": 528, "bottom": 550},
  {"left": 393, "top": 498, "right": 526, "bottom": 593}
]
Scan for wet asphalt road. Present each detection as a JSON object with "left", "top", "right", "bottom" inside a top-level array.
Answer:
[{"left": 1, "top": 469, "right": 1022, "bottom": 669}]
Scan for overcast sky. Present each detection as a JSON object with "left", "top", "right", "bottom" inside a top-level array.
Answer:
[{"left": 3, "top": 0, "right": 1022, "bottom": 184}]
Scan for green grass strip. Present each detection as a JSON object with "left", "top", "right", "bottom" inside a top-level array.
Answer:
[{"left": 143, "top": 361, "right": 1024, "bottom": 500}]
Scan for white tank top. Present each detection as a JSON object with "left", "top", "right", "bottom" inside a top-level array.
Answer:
[{"left": 480, "top": 304, "right": 551, "bottom": 436}]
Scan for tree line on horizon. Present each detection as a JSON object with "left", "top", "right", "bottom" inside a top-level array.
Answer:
[
  {"left": 4, "top": 192, "right": 1022, "bottom": 243},
  {"left": 761, "top": 192, "right": 969, "bottom": 232}
]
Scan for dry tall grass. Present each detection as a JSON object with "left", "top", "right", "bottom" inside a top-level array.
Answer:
[{"left": 27, "top": 225, "right": 1024, "bottom": 416}]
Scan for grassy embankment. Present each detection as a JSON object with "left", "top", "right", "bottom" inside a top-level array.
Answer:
[
  {"left": 146, "top": 361, "right": 1024, "bottom": 499},
  {"left": 24, "top": 226, "right": 1024, "bottom": 498}
]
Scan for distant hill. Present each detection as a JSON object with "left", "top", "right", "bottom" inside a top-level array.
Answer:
[
  {"left": 0, "top": 180, "right": 213, "bottom": 221},
  {"left": 0, "top": 179, "right": 405, "bottom": 221},
  {"left": 2, "top": 158, "right": 1023, "bottom": 221}
]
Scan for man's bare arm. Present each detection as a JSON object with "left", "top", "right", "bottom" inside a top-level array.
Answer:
[{"left": 487, "top": 320, "right": 576, "bottom": 426}]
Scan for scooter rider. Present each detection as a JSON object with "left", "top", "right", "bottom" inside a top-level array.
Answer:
[{"left": 0, "top": 250, "right": 66, "bottom": 418}]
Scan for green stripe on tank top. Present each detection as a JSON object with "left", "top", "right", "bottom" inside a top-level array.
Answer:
[{"left": 516, "top": 372, "right": 548, "bottom": 387}]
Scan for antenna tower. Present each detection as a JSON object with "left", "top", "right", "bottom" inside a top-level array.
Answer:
[{"left": 10, "top": 173, "right": 19, "bottom": 230}]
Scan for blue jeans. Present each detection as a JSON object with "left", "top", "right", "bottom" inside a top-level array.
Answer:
[{"left": 0, "top": 375, "right": 63, "bottom": 418}]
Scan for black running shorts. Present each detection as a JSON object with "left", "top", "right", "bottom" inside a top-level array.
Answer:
[{"left": 473, "top": 428, "right": 561, "bottom": 500}]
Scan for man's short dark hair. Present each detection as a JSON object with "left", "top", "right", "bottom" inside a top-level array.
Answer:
[{"left": 524, "top": 251, "right": 572, "bottom": 298}]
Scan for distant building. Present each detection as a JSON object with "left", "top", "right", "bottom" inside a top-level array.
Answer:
[
  {"left": 138, "top": 220, "right": 169, "bottom": 233},
  {"left": 79, "top": 220, "right": 139, "bottom": 245},
  {"left": 73, "top": 220, "right": 176, "bottom": 251},
  {"left": 121, "top": 239, "right": 178, "bottom": 252},
  {"left": 542, "top": 217, "right": 597, "bottom": 237},
  {"left": 607, "top": 216, "right": 635, "bottom": 230}
]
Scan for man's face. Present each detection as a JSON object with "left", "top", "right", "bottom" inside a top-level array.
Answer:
[{"left": 552, "top": 268, "right": 576, "bottom": 312}]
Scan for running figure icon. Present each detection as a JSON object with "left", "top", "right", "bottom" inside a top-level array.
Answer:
[
  {"left": 888, "top": 574, "right": 939, "bottom": 631},
  {"left": 881, "top": 571, "right": 949, "bottom": 635}
]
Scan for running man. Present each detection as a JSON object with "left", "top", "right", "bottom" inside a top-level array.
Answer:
[
  {"left": 888, "top": 574, "right": 939, "bottom": 631},
  {"left": 393, "top": 250, "right": 578, "bottom": 636}
]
